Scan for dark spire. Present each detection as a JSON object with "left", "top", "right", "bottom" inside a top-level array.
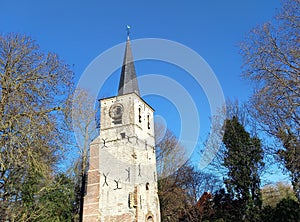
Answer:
[{"left": 118, "top": 28, "right": 140, "bottom": 96}]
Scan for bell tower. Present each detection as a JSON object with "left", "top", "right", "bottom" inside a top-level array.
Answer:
[{"left": 82, "top": 33, "right": 161, "bottom": 222}]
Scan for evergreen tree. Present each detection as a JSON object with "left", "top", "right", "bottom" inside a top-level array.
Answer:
[
  {"left": 222, "top": 116, "right": 264, "bottom": 221},
  {"left": 273, "top": 197, "right": 300, "bottom": 222}
]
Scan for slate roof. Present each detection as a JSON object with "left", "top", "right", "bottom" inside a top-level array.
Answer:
[{"left": 117, "top": 36, "right": 140, "bottom": 96}]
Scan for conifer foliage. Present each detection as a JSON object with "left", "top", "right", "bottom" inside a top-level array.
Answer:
[{"left": 222, "top": 116, "right": 264, "bottom": 221}]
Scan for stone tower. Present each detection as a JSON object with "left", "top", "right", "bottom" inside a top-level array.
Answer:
[{"left": 82, "top": 36, "right": 161, "bottom": 222}]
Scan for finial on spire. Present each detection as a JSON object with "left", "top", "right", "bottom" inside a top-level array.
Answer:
[
  {"left": 118, "top": 26, "right": 140, "bottom": 96},
  {"left": 126, "top": 25, "right": 131, "bottom": 39}
]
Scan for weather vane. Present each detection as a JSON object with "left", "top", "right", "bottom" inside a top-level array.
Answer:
[{"left": 126, "top": 25, "right": 131, "bottom": 38}]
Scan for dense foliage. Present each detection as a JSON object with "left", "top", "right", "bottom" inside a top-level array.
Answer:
[{"left": 222, "top": 117, "right": 264, "bottom": 221}]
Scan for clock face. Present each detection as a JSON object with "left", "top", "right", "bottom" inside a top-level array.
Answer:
[{"left": 109, "top": 103, "right": 124, "bottom": 120}]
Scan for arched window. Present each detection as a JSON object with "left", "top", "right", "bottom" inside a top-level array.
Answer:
[{"left": 146, "top": 182, "right": 150, "bottom": 190}]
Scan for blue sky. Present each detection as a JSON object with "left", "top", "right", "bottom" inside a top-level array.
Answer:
[
  {"left": 1, "top": 0, "right": 280, "bottom": 99},
  {"left": 1, "top": 0, "right": 287, "bottom": 182}
]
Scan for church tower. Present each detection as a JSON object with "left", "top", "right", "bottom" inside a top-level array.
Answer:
[{"left": 82, "top": 35, "right": 161, "bottom": 222}]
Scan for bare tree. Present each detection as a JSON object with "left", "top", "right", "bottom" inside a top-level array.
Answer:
[
  {"left": 261, "top": 181, "right": 298, "bottom": 208},
  {"left": 156, "top": 128, "right": 221, "bottom": 221},
  {"left": 68, "top": 87, "right": 98, "bottom": 221},
  {"left": 156, "top": 128, "right": 187, "bottom": 179},
  {"left": 0, "top": 33, "right": 73, "bottom": 220},
  {"left": 239, "top": 0, "right": 300, "bottom": 200}
]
